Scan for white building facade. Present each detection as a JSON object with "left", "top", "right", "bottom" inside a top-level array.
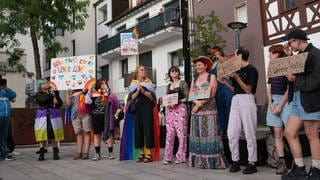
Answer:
[{"left": 95, "top": 0, "right": 183, "bottom": 100}]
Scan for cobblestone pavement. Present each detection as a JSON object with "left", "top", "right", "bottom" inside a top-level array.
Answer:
[{"left": 0, "top": 141, "right": 310, "bottom": 180}]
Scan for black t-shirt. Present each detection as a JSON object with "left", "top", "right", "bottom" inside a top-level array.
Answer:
[{"left": 231, "top": 64, "right": 259, "bottom": 94}]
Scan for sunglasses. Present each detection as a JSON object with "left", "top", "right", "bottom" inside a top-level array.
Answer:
[{"left": 170, "top": 69, "right": 179, "bottom": 73}]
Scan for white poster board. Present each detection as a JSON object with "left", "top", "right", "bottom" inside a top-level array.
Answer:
[
  {"left": 120, "top": 33, "right": 138, "bottom": 56},
  {"left": 50, "top": 55, "right": 96, "bottom": 90}
]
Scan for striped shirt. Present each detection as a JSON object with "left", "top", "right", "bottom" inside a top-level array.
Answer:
[{"left": 268, "top": 76, "right": 288, "bottom": 95}]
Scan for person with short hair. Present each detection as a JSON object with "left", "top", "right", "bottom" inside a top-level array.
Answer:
[
  {"left": 0, "top": 79, "right": 16, "bottom": 161},
  {"left": 219, "top": 47, "right": 259, "bottom": 174},
  {"left": 162, "top": 66, "right": 189, "bottom": 165},
  {"left": 281, "top": 28, "right": 320, "bottom": 180},
  {"left": 34, "top": 79, "right": 64, "bottom": 161},
  {"left": 66, "top": 88, "right": 92, "bottom": 160}
]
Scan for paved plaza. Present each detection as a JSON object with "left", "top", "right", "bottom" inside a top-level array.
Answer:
[{"left": 0, "top": 140, "right": 302, "bottom": 180}]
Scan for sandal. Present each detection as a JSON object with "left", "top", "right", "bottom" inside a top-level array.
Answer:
[
  {"left": 144, "top": 154, "right": 153, "bottom": 163},
  {"left": 136, "top": 154, "right": 144, "bottom": 163}
]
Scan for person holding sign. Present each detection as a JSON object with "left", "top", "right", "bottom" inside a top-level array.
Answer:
[
  {"left": 206, "top": 46, "right": 234, "bottom": 136},
  {"left": 120, "top": 65, "right": 160, "bottom": 163},
  {"left": 34, "top": 79, "right": 64, "bottom": 161},
  {"left": 219, "top": 47, "right": 259, "bottom": 174},
  {"left": 66, "top": 89, "right": 92, "bottom": 160},
  {"left": 188, "top": 56, "right": 227, "bottom": 169},
  {"left": 281, "top": 29, "right": 320, "bottom": 180},
  {"left": 266, "top": 45, "right": 291, "bottom": 175},
  {"left": 85, "top": 79, "right": 118, "bottom": 161},
  {"left": 162, "top": 66, "right": 189, "bottom": 165}
]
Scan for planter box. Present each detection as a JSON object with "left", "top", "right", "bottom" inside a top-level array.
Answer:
[{"left": 11, "top": 108, "right": 76, "bottom": 145}]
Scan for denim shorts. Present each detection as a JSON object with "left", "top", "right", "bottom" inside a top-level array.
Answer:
[
  {"left": 266, "top": 94, "right": 291, "bottom": 127},
  {"left": 290, "top": 91, "right": 320, "bottom": 121}
]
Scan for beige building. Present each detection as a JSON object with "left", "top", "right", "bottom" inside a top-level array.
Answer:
[{"left": 0, "top": 52, "right": 27, "bottom": 108}]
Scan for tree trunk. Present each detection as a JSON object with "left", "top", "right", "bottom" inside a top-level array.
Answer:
[{"left": 30, "top": 24, "right": 42, "bottom": 80}]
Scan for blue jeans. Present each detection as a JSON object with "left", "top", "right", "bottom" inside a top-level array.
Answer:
[{"left": 0, "top": 117, "right": 10, "bottom": 159}]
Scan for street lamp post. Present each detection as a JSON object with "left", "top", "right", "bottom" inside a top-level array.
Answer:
[
  {"left": 180, "top": 0, "right": 191, "bottom": 84},
  {"left": 227, "top": 22, "right": 247, "bottom": 49}
]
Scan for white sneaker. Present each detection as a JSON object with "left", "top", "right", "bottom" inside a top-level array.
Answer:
[
  {"left": 174, "top": 160, "right": 185, "bottom": 164},
  {"left": 92, "top": 153, "right": 101, "bottom": 161},
  {"left": 4, "top": 155, "right": 16, "bottom": 161},
  {"left": 163, "top": 160, "right": 171, "bottom": 165},
  {"left": 10, "top": 151, "right": 22, "bottom": 156},
  {"left": 108, "top": 153, "right": 115, "bottom": 159}
]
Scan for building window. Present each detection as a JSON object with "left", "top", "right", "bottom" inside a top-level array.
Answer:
[
  {"left": 171, "top": 51, "right": 183, "bottom": 67},
  {"left": 137, "top": 13, "right": 149, "bottom": 23},
  {"left": 284, "top": 0, "right": 297, "bottom": 10},
  {"left": 72, "top": 40, "right": 76, "bottom": 56},
  {"left": 100, "top": 64, "right": 109, "bottom": 81},
  {"left": 117, "top": 25, "right": 126, "bottom": 33},
  {"left": 53, "top": 28, "right": 64, "bottom": 36},
  {"left": 121, "top": 59, "right": 128, "bottom": 78},
  {"left": 71, "top": 10, "right": 75, "bottom": 33},
  {"left": 234, "top": 2, "right": 247, "bottom": 23},
  {"left": 99, "top": 4, "right": 108, "bottom": 23},
  {"left": 139, "top": 51, "right": 152, "bottom": 69}
]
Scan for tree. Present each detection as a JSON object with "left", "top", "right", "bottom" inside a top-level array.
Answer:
[
  {"left": 0, "top": 0, "right": 90, "bottom": 80},
  {"left": 189, "top": 11, "right": 227, "bottom": 58}
]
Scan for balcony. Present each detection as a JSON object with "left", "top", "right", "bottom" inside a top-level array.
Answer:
[
  {"left": 123, "top": 68, "right": 156, "bottom": 88},
  {"left": 98, "top": 8, "right": 181, "bottom": 57}
]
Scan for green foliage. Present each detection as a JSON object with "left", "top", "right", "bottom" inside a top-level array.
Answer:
[
  {"left": 0, "top": 0, "right": 90, "bottom": 79},
  {"left": 190, "top": 11, "right": 227, "bottom": 58}
]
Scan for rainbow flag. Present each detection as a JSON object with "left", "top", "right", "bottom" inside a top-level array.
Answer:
[{"left": 133, "top": 26, "right": 141, "bottom": 39}]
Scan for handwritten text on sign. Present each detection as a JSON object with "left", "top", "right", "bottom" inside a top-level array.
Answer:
[
  {"left": 162, "top": 93, "right": 179, "bottom": 106},
  {"left": 217, "top": 55, "right": 242, "bottom": 78},
  {"left": 267, "top": 53, "right": 308, "bottom": 78},
  {"left": 121, "top": 33, "right": 138, "bottom": 56},
  {"left": 50, "top": 55, "right": 96, "bottom": 90}
]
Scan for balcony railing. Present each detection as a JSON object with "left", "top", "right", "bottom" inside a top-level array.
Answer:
[
  {"left": 98, "top": 8, "right": 181, "bottom": 55},
  {"left": 124, "top": 68, "right": 156, "bottom": 88}
]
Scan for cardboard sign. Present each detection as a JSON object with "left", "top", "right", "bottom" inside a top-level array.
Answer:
[
  {"left": 267, "top": 52, "right": 308, "bottom": 78},
  {"left": 217, "top": 55, "right": 242, "bottom": 78},
  {"left": 50, "top": 55, "right": 96, "bottom": 90},
  {"left": 120, "top": 33, "right": 138, "bottom": 56},
  {"left": 188, "top": 86, "right": 211, "bottom": 101},
  {"left": 162, "top": 93, "right": 179, "bottom": 106}
]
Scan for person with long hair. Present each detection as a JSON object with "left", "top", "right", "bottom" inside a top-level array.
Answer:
[
  {"left": 66, "top": 88, "right": 92, "bottom": 160},
  {"left": 266, "top": 44, "right": 291, "bottom": 174},
  {"left": 162, "top": 66, "right": 189, "bottom": 165},
  {"left": 34, "top": 79, "right": 64, "bottom": 161},
  {"left": 207, "top": 46, "right": 234, "bottom": 136},
  {"left": 120, "top": 65, "right": 160, "bottom": 162},
  {"left": 189, "top": 56, "right": 227, "bottom": 169},
  {"left": 85, "top": 79, "right": 118, "bottom": 161},
  {"left": 281, "top": 29, "right": 320, "bottom": 180}
]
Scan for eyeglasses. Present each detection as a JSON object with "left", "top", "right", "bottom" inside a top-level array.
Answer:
[{"left": 170, "top": 69, "right": 179, "bottom": 73}]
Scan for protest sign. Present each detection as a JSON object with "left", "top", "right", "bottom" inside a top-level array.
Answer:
[
  {"left": 50, "top": 55, "right": 96, "bottom": 90},
  {"left": 188, "top": 86, "right": 211, "bottom": 101},
  {"left": 267, "top": 52, "right": 308, "bottom": 78},
  {"left": 162, "top": 93, "right": 179, "bottom": 106},
  {"left": 217, "top": 55, "right": 242, "bottom": 78}
]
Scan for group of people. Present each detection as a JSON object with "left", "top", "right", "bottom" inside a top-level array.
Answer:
[{"left": 1, "top": 28, "right": 320, "bottom": 180}]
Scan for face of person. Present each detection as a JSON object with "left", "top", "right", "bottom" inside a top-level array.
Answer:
[
  {"left": 207, "top": 48, "right": 215, "bottom": 55},
  {"left": 195, "top": 61, "right": 207, "bottom": 74},
  {"left": 41, "top": 81, "right": 49, "bottom": 91},
  {"left": 269, "top": 52, "right": 279, "bottom": 60},
  {"left": 169, "top": 68, "right": 179, "bottom": 79},
  {"left": 100, "top": 81, "right": 108, "bottom": 90},
  {"left": 288, "top": 39, "right": 300, "bottom": 52},
  {"left": 137, "top": 66, "right": 146, "bottom": 79}
]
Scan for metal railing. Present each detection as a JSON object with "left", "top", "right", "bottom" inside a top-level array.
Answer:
[{"left": 98, "top": 8, "right": 181, "bottom": 54}]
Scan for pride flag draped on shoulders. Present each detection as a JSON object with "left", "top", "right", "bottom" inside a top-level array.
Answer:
[{"left": 120, "top": 79, "right": 160, "bottom": 161}]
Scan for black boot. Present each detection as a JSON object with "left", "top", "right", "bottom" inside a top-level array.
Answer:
[
  {"left": 53, "top": 147, "right": 60, "bottom": 160},
  {"left": 38, "top": 148, "right": 45, "bottom": 161},
  {"left": 282, "top": 164, "right": 307, "bottom": 180}
]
